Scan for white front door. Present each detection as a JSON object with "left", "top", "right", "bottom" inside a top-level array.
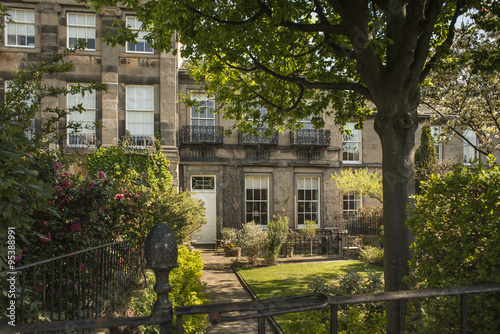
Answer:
[{"left": 191, "top": 176, "right": 217, "bottom": 244}]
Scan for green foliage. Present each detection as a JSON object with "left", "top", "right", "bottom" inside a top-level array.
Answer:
[
  {"left": 264, "top": 215, "right": 289, "bottom": 265},
  {"left": 86, "top": 140, "right": 173, "bottom": 188},
  {"left": 332, "top": 169, "right": 383, "bottom": 203},
  {"left": 359, "top": 245, "right": 384, "bottom": 267},
  {"left": 0, "top": 43, "right": 105, "bottom": 269},
  {"left": 87, "top": 143, "right": 205, "bottom": 245},
  {"left": 407, "top": 160, "right": 500, "bottom": 333},
  {"left": 280, "top": 269, "right": 385, "bottom": 334},
  {"left": 414, "top": 124, "right": 438, "bottom": 194},
  {"left": 238, "top": 222, "right": 268, "bottom": 265},
  {"left": 421, "top": 10, "right": 500, "bottom": 155},
  {"left": 220, "top": 227, "right": 238, "bottom": 244},
  {"left": 129, "top": 246, "right": 209, "bottom": 333}
]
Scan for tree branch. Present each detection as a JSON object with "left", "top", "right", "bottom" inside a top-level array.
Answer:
[
  {"left": 419, "top": 0, "right": 465, "bottom": 82},
  {"left": 421, "top": 100, "right": 489, "bottom": 156},
  {"left": 248, "top": 54, "right": 373, "bottom": 101},
  {"left": 181, "top": 0, "right": 270, "bottom": 26}
]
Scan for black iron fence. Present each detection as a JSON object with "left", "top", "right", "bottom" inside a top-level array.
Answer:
[
  {"left": 1, "top": 240, "right": 139, "bottom": 327},
  {"left": 2, "top": 223, "right": 500, "bottom": 334},
  {"left": 175, "top": 283, "right": 500, "bottom": 334},
  {"left": 324, "top": 212, "right": 383, "bottom": 236},
  {"left": 282, "top": 229, "right": 341, "bottom": 256}
]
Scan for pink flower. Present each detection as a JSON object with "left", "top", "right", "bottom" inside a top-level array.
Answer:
[
  {"left": 104, "top": 178, "right": 110, "bottom": 182},
  {"left": 43, "top": 221, "right": 49, "bottom": 227},
  {"left": 96, "top": 171, "right": 107, "bottom": 179},
  {"left": 115, "top": 193, "right": 124, "bottom": 200},
  {"left": 54, "top": 162, "right": 63, "bottom": 170},
  {"left": 80, "top": 263, "right": 84, "bottom": 271},
  {"left": 40, "top": 234, "right": 51, "bottom": 242},
  {"left": 14, "top": 253, "right": 22, "bottom": 261},
  {"left": 55, "top": 232, "right": 65, "bottom": 240},
  {"left": 87, "top": 180, "right": 95, "bottom": 190},
  {"left": 70, "top": 222, "right": 81, "bottom": 232},
  {"left": 35, "top": 282, "right": 43, "bottom": 293},
  {"left": 23, "top": 247, "right": 29, "bottom": 253}
]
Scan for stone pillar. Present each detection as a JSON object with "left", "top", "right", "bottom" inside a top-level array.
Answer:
[
  {"left": 100, "top": 8, "right": 120, "bottom": 147},
  {"left": 144, "top": 223, "right": 179, "bottom": 334}
]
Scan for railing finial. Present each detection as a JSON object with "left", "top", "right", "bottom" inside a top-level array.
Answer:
[{"left": 145, "top": 223, "right": 179, "bottom": 334}]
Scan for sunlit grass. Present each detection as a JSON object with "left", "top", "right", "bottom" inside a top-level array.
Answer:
[{"left": 237, "top": 260, "right": 383, "bottom": 300}]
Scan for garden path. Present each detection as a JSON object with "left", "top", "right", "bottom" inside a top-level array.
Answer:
[{"left": 196, "top": 245, "right": 339, "bottom": 333}]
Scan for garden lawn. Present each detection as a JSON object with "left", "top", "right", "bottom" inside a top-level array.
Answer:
[{"left": 237, "top": 260, "right": 383, "bottom": 300}]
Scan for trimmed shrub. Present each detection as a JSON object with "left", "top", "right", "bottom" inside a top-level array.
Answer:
[
  {"left": 239, "top": 222, "right": 268, "bottom": 264},
  {"left": 406, "top": 161, "right": 500, "bottom": 333},
  {"left": 264, "top": 215, "right": 289, "bottom": 265}
]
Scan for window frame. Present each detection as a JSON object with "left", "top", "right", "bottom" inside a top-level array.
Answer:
[
  {"left": 463, "top": 129, "right": 478, "bottom": 164},
  {"left": 66, "top": 83, "right": 97, "bottom": 147},
  {"left": 297, "top": 176, "right": 320, "bottom": 227},
  {"left": 342, "top": 122, "right": 362, "bottom": 164},
  {"left": 245, "top": 175, "right": 270, "bottom": 226},
  {"left": 5, "top": 9, "right": 35, "bottom": 48},
  {"left": 67, "top": 13, "right": 96, "bottom": 51},
  {"left": 125, "top": 85, "right": 155, "bottom": 140},
  {"left": 191, "top": 176, "right": 216, "bottom": 191},
  {"left": 190, "top": 95, "right": 215, "bottom": 127},
  {"left": 125, "top": 16, "right": 154, "bottom": 54},
  {"left": 343, "top": 192, "right": 362, "bottom": 215},
  {"left": 430, "top": 125, "right": 443, "bottom": 162}
]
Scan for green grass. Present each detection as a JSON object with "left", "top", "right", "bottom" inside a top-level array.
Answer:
[{"left": 237, "top": 260, "right": 383, "bottom": 300}]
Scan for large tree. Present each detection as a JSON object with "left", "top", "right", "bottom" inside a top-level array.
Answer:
[{"left": 86, "top": 0, "right": 498, "bottom": 331}]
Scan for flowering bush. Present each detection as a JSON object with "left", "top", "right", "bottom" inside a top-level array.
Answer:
[{"left": 20, "top": 164, "right": 123, "bottom": 263}]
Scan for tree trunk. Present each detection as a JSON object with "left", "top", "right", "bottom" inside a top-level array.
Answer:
[{"left": 374, "top": 93, "right": 419, "bottom": 333}]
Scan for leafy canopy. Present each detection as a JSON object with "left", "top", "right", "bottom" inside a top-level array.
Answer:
[
  {"left": 84, "top": 0, "right": 492, "bottom": 132},
  {"left": 332, "top": 168, "right": 383, "bottom": 203}
]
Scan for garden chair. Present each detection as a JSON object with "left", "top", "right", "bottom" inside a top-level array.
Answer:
[{"left": 342, "top": 235, "right": 362, "bottom": 259}]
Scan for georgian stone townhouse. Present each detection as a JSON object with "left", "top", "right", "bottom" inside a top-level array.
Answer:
[{"left": 1, "top": 0, "right": 486, "bottom": 244}]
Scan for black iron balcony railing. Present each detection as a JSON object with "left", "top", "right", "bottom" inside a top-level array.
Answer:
[
  {"left": 181, "top": 126, "right": 224, "bottom": 145},
  {"left": 290, "top": 129, "right": 331, "bottom": 147},
  {"left": 68, "top": 133, "right": 96, "bottom": 148},
  {"left": 239, "top": 128, "right": 279, "bottom": 145}
]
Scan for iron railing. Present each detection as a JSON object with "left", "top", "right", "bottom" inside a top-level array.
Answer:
[
  {"left": 68, "top": 133, "right": 97, "bottom": 148},
  {"left": 123, "top": 135, "right": 155, "bottom": 150},
  {"left": 2, "top": 223, "right": 499, "bottom": 334},
  {"left": 324, "top": 213, "right": 383, "bottom": 236},
  {"left": 239, "top": 128, "right": 279, "bottom": 145},
  {"left": 181, "top": 125, "right": 224, "bottom": 144},
  {"left": 0, "top": 240, "right": 139, "bottom": 327},
  {"left": 290, "top": 129, "right": 331, "bottom": 147},
  {"left": 175, "top": 283, "right": 500, "bottom": 334},
  {"left": 282, "top": 229, "right": 341, "bottom": 256}
]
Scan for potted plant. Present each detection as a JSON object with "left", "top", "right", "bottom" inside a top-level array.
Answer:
[
  {"left": 231, "top": 246, "right": 242, "bottom": 257},
  {"left": 224, "top": 242, "right": 237, "bottom": 256}
]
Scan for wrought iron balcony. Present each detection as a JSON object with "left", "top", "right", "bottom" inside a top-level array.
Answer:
[
  {"left": 238, "top": 128, "right": 279, "bottom": 146},
  {"left": 290, "top": 129, "right": 331, "bottom": 147},
  {"left": 182, "top": 126, "right": 224, "bottom": 145},
  {"left": 67, "top": 133, "right": 96, "bottom": 148}
]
